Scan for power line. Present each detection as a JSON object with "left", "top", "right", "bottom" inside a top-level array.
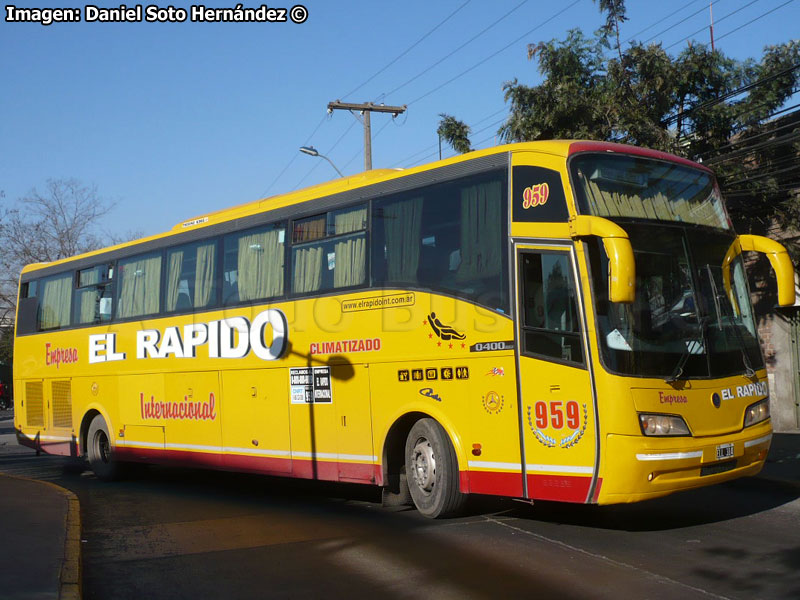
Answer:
[
  {"left": 701, "top": 110, "right": 800, "bottom": 160},
  {"left": 340, "top": 118, "right": 395, "bottom": 171},
  {"left": 715, "top": 0, "right": 797, "bottom": 43},
  {"left": 293, "top": 119, "right": 359, "bottom": 190},
  {"left": 261, "top": 113, "right": 330, "bottom": 197},
  {"left": 663, "top": 62, "right": 800, "bottom": 125},
  {"left": 664, "top": 0, "right": 762, "bottom": 51},
  {"left": 407, "top": 0, "right": 582, "bottom": 106},
  {"left": 641, "top": 0, "right": 723, "bottom": 45},
  {"left": 340, "top": 0, "right": 472, "bottom": 99},
  {"left": 383, "top": 0, "right": 530, "bottom": 99},
  {"left": 391, "top": 106, "right": 507, "bottom": 167},
  {"left": 719, "top": 154, "right": 800, "bottom": 182},
  {"left": 625, "top": 0, "right": 701, "bottom": 43},
  {"left": 705, "top": 130, "right": 800, "bottom": 167},
  {"left": 404, "top": 116, "right": 508, "bottom": 167},
  {"left": 679, "top": 91, "right": 800, "bottom": 152}
]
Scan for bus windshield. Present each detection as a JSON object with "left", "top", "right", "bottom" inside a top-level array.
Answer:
[
  {"left": 587, "top": 223, "right": 763, "bottom": 379},
  {"left": 571, "top": 153, "right": 730, "bottom": 230}
]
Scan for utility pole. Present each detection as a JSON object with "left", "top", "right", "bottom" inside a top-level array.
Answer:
[
  {"left": 327, "top": 100, "right": 406, "bottom": 171},
  {"left": 709, "top": 2, "right": 715, "bottom": 52}
]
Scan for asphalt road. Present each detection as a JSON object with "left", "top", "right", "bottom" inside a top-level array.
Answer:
[{"left": 1, "top": 410, "right": 798, "bottom": 599}]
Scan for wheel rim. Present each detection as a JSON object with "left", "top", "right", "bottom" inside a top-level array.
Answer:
[
  {"left": 411, "top": 437, "right": 436, "bottom": 495},
  {"left": 94, "top": 429, "right": 110, "bottom": 464}
]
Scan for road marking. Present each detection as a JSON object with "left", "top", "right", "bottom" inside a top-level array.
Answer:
[{"left": 484, "top": 517, "right": 731, "bottom": 599}]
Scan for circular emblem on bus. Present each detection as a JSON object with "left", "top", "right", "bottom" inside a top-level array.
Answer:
[
  {"left": 712, "top": 392, "right": 721, "bottom": 408},
  {"left": 482, "top": 391, "right": 504, "bottom": 414}
]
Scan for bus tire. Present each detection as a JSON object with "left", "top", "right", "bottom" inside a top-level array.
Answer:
[
  {"left": 87, "top": 415, "right": 121, "bottom": 481},
  {"left": 404, "top": 418, "right": 466, "bottom": 518}
]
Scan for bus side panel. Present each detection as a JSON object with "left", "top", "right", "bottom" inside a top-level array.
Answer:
[{"left": 220, "top": 368, "right": 292, "bottom": 475}]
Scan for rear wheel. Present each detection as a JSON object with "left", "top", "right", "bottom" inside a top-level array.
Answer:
[
  {"left": 404, "top": 418, "right": 466, "bottom": 518},
  {"left": 87, "top": 415, "right": 121, "bottom": 481}
]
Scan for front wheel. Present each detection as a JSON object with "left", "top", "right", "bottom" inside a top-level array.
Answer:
[
  {"left": 87, "top": 415, "right": 121, "bottom": 481},
  {"left": 404, "top": 418, "right": 466, "bottom": 518}
]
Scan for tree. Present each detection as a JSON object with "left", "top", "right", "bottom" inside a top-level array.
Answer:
[
  {"left": 437, "top": 1, "right": 800, "bottom": 251},
  {"left": 0, "top": 178, "right": 118, "bottom": 362},
  {"left": 437, "top": 113, "right": 473, "bottom": 155}
]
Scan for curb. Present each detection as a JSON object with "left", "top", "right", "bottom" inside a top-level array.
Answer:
[{"left": 1, "top": 473, "right": 82, "bottom": 600}]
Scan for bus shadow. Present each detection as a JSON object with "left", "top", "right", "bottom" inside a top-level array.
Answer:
[{"left": 499, "top": 475, "right": 800, "bottom": 531}]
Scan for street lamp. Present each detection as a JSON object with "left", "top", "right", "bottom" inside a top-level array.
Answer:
[{"left": 299, "top": 146, "right": 344, "bottom": 178}]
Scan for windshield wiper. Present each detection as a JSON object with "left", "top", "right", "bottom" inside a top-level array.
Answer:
[
  {"left": 665, "top": 316, "right": 709, "bottom": 384},
  {"left": 706, "top": 265, "right": 756, "bottom": 379}
]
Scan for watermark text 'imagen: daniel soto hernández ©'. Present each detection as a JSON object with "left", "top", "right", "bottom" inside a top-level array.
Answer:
[{"left": 5, "top": 4, "right": 309, "bottom": 26}]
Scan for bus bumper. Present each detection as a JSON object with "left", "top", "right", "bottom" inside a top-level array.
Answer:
[{"left": 597, "top": 421, "right": 772, "bottom": 504}]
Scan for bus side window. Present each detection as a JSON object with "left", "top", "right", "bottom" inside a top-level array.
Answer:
[
  {"left": 519, "top": 252, "right": 584, "bottom": 366},
  {"left": 38, "top": 272, "right": 73, "bottom": 331},
  {"left": 223, "top": 224, "right": 285, "bottom": 305},
  {"left": 73, "top": 264, "right": 114, "bottom": 325},
  {"left": 116, "top": 252, "right": 162, "bottom": 319},
  {"left": 17, "top": 281, "right": 39, "bottom": 335},
  {"left": 291, "top": 205, "right": 367, "bottom": 295},
  {"left": 166, "top": 240, "right": 218, "bottom": 313}
]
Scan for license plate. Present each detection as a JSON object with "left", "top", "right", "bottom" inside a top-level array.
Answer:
[{"left": 716, "top": 443, "right": 734, "bottom": 460}]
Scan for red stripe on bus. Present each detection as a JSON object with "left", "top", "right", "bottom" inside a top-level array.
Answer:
[
  {"left": 527, "top": 474, "right": 594, "bottom": 503},
  {"left": 462, "top": 471, "right": 524, "bottom": 497},
  {"left": 568, "top": 141, "right": 712, "bottom": 173},
  {"left": 115, "top": 446, "right": 378, "bottom": 484}
]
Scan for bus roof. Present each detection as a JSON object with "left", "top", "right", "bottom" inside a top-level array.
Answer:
[{"left": 20, "top": 140, "right": 706, "bottom": 275}]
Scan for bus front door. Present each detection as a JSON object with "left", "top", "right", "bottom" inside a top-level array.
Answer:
[{"left": 515, "top": 244, "right": 599, "bottom": 503}]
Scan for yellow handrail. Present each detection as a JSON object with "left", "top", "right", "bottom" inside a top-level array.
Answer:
[
  {"left": 723, "top": 234, "right": 796, "bottom": 308},
  {"left": 569, "top": 216, "right": 635, "bottom": 303}
]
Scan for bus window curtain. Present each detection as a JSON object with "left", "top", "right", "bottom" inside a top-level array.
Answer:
[
  {"left": 237, "top": 229, "right": 283, "bottom": 300},
  {"left": 165, "top": 249, "right": 184, "bottom": 311},
  {"left": 294, "top": 216, "right": 326, "bottom": 243},
  {"left": 457, "top": 181, "right": 502, "bottom": 281},
  {"left": 334, "top": 235, "right": 366, "bottom": 288},
  {"left": 293, "top": 246, "right": 323, "bottom": 293},
  {"left": 384, "top": 197, "right": 422, "bottom": 282},
  {"left": 40, "top": 274, "right": 72, "bottom": 329},
  {"left": 334, "top": 206, "right": 367, "bottom": 235},
  {"left": 118, "top": 255, "right": 161, "bottom": 318},
  {"left": 194, "top": 241, "right": 216, "bottom": 307},
  {"left": 584, "top": 179, "right": 723, "bottom": 227},
  {"left": 78, "top": 269, "right": 100, "bottom": 324}
]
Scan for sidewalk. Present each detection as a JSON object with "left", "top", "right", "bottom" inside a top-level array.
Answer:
[
  {"left": 0, "top": 410, "right": 80, "bottom": 599},
  {"left": 759, "top": 430, "right": 800, "bottom": 488}
]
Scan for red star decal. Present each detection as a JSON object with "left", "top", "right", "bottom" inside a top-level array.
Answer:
[
  {"left": 423, "top": 320, "right": 428, "bottom": 326},
  {"left": 437, "top": 341, "right": 442, "bottom": 347},
  {"left": 448, "top": 343, "right": 453, "bottom": 349},
  {"left": 461, "top": 343, "right": 466, "bottom": 349},
  {"left": 428, "top": 333, "right": 433, "bottom": 339}
]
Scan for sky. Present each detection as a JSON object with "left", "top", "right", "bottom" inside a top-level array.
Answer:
[{"left": 1, "top": 0, "right": 799, "bottom": 240}]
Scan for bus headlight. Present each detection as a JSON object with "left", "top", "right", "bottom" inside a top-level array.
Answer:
[
  {"left": 744, "top": 398, "right": 770, "bottom": 428},
  {"left": 638, "top": 413, "right": 691, "bottom": 436}
]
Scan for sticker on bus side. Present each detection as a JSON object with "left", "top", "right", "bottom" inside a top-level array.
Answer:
[
  {"left": 290, "top": 366, "right": 332, "bottom": 404},
  {"left": 341, "top": 292, "right": 415, "bottom": 312},
  {"left": 469, "top": 341, "right": 514, "bottom": 352}
]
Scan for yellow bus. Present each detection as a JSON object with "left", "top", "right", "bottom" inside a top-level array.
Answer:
[{"left": 13, "top": 141, "right": 794, "bottom": 517}]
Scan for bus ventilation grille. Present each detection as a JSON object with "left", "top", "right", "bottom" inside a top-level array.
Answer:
[
  {"left": 25, "top": 381, "right": 44, "bottom": 428},
  {"left": 51, "top": 380, "right": 72, "bottom": 429}
]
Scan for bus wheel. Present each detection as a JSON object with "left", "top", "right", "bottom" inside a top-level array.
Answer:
[
  {"left": 87, "top": 415, "right": 121, "bottom": 481},
  {"left": 404, "top": 418, "right": 466, "bottom": 518}
]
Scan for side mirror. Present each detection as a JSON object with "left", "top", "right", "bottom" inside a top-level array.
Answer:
[
  {"left": 569, "top": 215, "right": 635, "bottom": 303},
  {"left": 723, "top": 234, "right": 796, "bottom": 307}
]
